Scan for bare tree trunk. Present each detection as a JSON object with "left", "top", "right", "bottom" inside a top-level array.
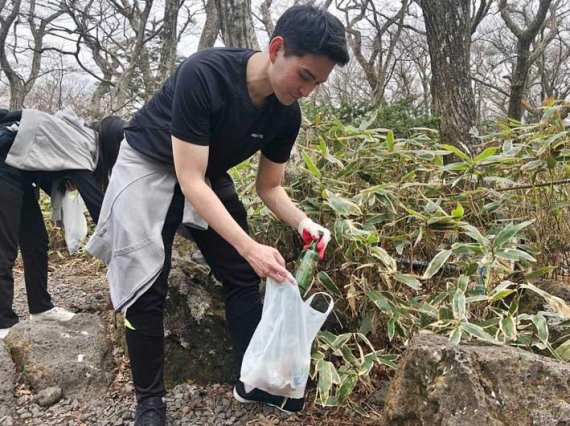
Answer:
[
  {"left": 257, "top": 0, "right": 274, "bottom": 39},
  {"left": 509, "top": 39, "right": 533, "bottom": 120},
  {"left": 198, "top": 0, "right": 220, "bottom": 50},
  {"left": 419, "top": 0, "right": 477, "bottom": 152},
  {"left": 90, "top": 79, "right": 113, "bottom": 118},
  {"left": 158, "top": 0, "right": 180, "bottom": 82},
  {"left": 499, "top": 0, "right": 555, "bottom": 120},
  {"left": 139, "top": 46, "right": 156, "bottom": 100},
  {"left": 0, "top": 0, "right": 23, "bottom": 109},
  {"left": 112, "top": 0, "right": 154, "bottom": 108},
  {"left": 215, "top": 0, "right": 259, "bottom": 49}
]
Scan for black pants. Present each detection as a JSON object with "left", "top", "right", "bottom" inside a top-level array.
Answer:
[
  {"left": 0, "top": 161, "right": 53, "bottom": 329},
  {"left": 125, "top": 174, "right": 262, "bottom": 402}
]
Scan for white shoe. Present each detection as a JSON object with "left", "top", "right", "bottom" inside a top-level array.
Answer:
[
  {"left": 30, "top": 307, "right": 75, "bottom": 322},
  {"left": 0, "top": 327, "right": 11, "bottom": 339}
]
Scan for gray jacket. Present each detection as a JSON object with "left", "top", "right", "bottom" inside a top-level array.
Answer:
[
  {"left": 86, "top": 142, "right": 206, "bottom": 311},
  {"left": 6, "top": 109, "right": 98, "bottom": 171}
]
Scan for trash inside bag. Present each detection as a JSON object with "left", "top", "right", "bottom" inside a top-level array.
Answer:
[
  {"left": 240, "top": 277, "right": 334, "bottom": 398},
  {"left": 61, "top": 190, "right": 88, "bottom": 254}
]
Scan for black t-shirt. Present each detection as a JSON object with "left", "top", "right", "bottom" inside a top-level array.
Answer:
[{"left": 123, "top": 48, "right": 301, "bottom": 177}]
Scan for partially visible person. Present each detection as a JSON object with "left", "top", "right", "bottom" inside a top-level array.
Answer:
[
  {"left": 0, "top": 109, "right": 126, "bottom": 339},
  {"left": 86, "top": 4, "right": 349, "bottom": 424}
]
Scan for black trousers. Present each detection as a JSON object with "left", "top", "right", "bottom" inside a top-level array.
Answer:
[
  {"left": 125, "top": 174, "right": 262, "bottom": 402},
  {"left": 0, "top": 161, "right": 53, "bottom": 329}
]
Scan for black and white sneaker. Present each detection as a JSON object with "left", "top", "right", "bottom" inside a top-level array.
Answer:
[{"left": 233, "top": 380, "right": 304, "bottom": 414}]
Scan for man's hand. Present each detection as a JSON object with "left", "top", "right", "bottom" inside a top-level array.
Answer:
[
  {"left": 241, "top": 241, "right": 292, "bottom": 283},
  {"left": 297, "top": 217, "right": 331, "bottom": 260}
]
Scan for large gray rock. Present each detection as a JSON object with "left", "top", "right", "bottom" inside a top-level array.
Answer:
[
  {"left": 0, "top": 340, "right": 16, "bottom": 418},
  {"left": 163, "top": 251, "right": 235, "bottom": 386},
  {"left": 3, "top": 313, "right": 113, "bottom": 399},
  {"left": 383, "top": 331, "right": 570, "bottom": 426}
]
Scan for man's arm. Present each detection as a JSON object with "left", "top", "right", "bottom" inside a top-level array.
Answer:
[
  {"left": 256, "top": 154, "right": 332, "bottom": 259},
  {"left": 255, "top": 154, "right": 307, "bottom": 229},
  {"left": 172, "top": 136, "right": 290, "bottom": 282}
]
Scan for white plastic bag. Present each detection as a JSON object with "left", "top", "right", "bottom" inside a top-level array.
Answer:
[
  {"left": 61, "top": 190, "right": 88, "bottom": 254},
  {"left": 240, "top": 277, "right": 334, "bottom": 398}
]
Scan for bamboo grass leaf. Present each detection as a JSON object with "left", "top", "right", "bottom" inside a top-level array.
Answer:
[
  {"left": 302, "top": 152, "right": 321, "bottom": 177},
  {"left": 317, "top": 271, "right": 341, "bottom": 296},
  {"left": 326, "top": 194, "right": 362, "bottom": 217},
  {"left": 500, "top": 316, "right": 517, "bottom": 340},
  {"left": 460, "top": 322, "right": 497, "bottom": 344},
  {"left": 422, "top": 250, "right": 453, "bottom": 279},
  {"left": 451, "top": 203, "right": 464, "bottom": 219},
  {"left": 493, "top": 220, "right": 535, "bottom": 249},
  {"left": 394, "top": 273, "right": 422, "bottom": 290},
  {"left": 474, "top": 147, "right": 497, "bottom": 163},
  {"left": 440, "top": 144, "right": 471, "bottom": 162},
  {"left": 337, "top": 374, "right": 358, "bottom": 404},
  {"left": 370, "top": 246, "right": 397, "bottom": 272},
  {"left": 452, "top": 290, "right": 466, "bottom": 320},
  {"left": 449, "top": 327, "right": 462, "bottom": 345},
  {"left": 555, "top": 340, "right": 570, "bottom": 361},
  {"left": 531, "top": 314, "right": 549, "bottom": 344}
]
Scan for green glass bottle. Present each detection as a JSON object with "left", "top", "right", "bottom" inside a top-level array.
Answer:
[{"left": 294, "top": 242, "right": 319, "bottom": 293}]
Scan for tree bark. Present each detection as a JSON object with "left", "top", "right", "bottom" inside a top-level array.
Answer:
[
  {"left": 258, "top": 0, "right": 274, "bottom": 39},
  {"left": 0, "top": 0, "right": 24, "bottom": 109},
  {"left": 111, "top": 0, "right": 154, "bottom": 108},
  {"left": 158, "top": 0, "right": 180, "bottom": 82},
  {"left": 419, "top": 0, "right": 477, "bottom": 152},
  {"left": 198, "top": 0, "right": 220, "bottom": 50},
  {"left": 215, "top": 0, "right": 259, "bottom": 49},
  {"left": 499, "top": 0, "right": 555, "bottom": 120}
]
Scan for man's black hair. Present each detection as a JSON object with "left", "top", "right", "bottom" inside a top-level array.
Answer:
[{"left": 271, "top": 4, "right": 349, "bottom": 66}]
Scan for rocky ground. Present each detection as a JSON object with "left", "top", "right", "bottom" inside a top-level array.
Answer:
[{"left": 2, "top": 252, "right": 382, "bottom": 426}]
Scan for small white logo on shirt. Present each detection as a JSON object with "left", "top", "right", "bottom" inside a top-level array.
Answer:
[{"left": 251, "top": 133, "right": 264, "bottom": 139}]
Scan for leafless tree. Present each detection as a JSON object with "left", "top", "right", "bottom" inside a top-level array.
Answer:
[
  {"left": 0, "top": 0, "right": 65, "bottom": 110},
  {"left": 337, "top": 0, "right": 412, "bottom": 103},
  {"left": 535, "top": 30, "right": 570, "bottom": 102},
  {"left": 24, "top": 55, "right": 93, "bottom": 115},
  {"left": 395, "top": 26, "right": 431, "bottom": 114},
  {"left": 51, "top": 0, "right": 195, "bottom": 115},
  {"left": 498, "top": 0, "right": 562, "bottom": 120}
]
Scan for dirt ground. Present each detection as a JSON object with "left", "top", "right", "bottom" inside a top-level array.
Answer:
[{"left": 5, "top": 246, "right": 385, "bottom": 426}]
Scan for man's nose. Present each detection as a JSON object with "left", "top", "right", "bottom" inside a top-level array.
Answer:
[{"left": 299, "top": 82, "right": 316, "bottom": 98}]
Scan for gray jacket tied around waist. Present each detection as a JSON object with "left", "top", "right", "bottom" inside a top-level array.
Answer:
[{"left": 86, "top": 142, "right": 207, "bottom": 311}]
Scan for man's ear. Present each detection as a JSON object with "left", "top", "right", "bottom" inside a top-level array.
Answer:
[{"left": 268, "top": 36, "right": 284, "bottom": 63}]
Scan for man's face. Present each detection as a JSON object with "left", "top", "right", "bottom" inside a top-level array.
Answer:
[{"left": 268, "top": 38, "right": 336, "bottom": 105}]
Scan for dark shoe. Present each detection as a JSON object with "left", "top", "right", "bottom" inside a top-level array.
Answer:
[
  {"left": 233, "top": 380, "right": 304, "bottom": 413},
  {"left": 135, "top": 396, "right": 166, "bottom": 426}
]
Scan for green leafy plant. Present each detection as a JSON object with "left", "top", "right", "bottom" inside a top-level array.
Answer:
[{"left": 232, "top": 105, "right": 570, "bottom": 408}]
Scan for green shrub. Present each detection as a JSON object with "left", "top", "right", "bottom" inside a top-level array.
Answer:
[
  {"left": 232, "top": 105, "right": 570, "bottom": 409},
  {"left": 303, "top": 97, "right": 439, "bottom": 138}
]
